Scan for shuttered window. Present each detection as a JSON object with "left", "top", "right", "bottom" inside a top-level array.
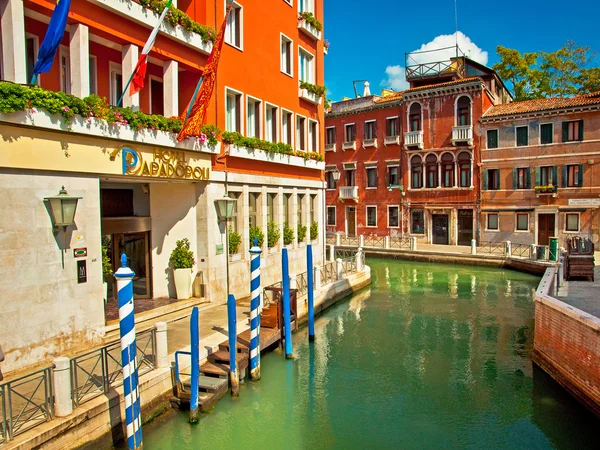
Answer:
[
  {"left": 540, "top": 123, "right": 553, "bottom": 144},
  {"left": 516, "top": 126, "right": 528, "bottom": 146},
  {"left": 562, "top": 164, "right": 584, "bottom": 188},
  {"left": 487, "top": 129, "right": 498, "bottom": 149},
  {"left": 562, "top": 120, "right": 584, "bottom": 142},
  {"left": 484, "top": 169, "right": 500, "bottom": 190},
  {"left": 513, "top": 167, "right": 531, "bottom": 190}
]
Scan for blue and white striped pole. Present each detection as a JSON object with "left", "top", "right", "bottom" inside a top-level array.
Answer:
[
  {"left": 307, "top": 244, "right": 315, "bottom": 342},
  {"left": 227, "top": 294, "right": 240, "bottom": 396},
  {"left": 282, "top": 248, "right": 293, "bottom": 359},
  {"left": 249, "top": 238, "right": 262, "bottom": 380},
  {"left": 114, "top": 253, "right": 142, "bottom": 450},
  {"left": 189, "top": 306, "right": 200, "bottom": 423}
]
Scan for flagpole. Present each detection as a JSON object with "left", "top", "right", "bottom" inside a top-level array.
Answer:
[
  {"left": 117, "top": 57, "right": 145, "bottom": 107},
  {"left": 185, "top": 76, "right": 204, "bottom": 121}
]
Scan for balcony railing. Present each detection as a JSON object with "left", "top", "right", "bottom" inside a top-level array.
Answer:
[
  {"left": 404, "top": 130, "right": 423, "bottom": 149},
  {"left": 384, "top": 135, "right": 400, "bottom": 146},
  {"left": 342, "top": 141, "right": 357, "bottom": 151},
  {"left": 325, "top": 143, "right": 336, "bottom": 152},
  {"left": 363, "top": 138, "right": 377, "bottom": 148},
  {"left": 339, "top": 186, "right": 359, "bottom": 202},
  {"left": 452, "top": 125, "right": 473, "bottom": 146}
]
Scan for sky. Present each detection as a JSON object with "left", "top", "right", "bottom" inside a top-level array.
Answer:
[{"left": 323, "top": 0, "right": 600, "bottom": 101}]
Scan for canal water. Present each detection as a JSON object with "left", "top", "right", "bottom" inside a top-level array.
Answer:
[{"left": 134, "top": 259, "right": 599, "bottom": 449}]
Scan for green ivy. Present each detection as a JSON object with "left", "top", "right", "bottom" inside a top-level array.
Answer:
[
  {"left": 298, "top": 11, "right": 323, "bottom": 31},
  {"left": 228, "top": 227, "right": 242, "bottom": 255},
  {"left": 249, "top": 226, "right": 264, "bottom": 249},
  {"left": 267, "top": 221, "right": 281, "bottom": 248},
  {"left": 300, "top": 81, "right": 327, "bottom": 98},
  {"left": 297, "top": 223, "right": 307, "bottom": 243},
  {"left": 222, "top": 131, "right": 323, "bottom": 162},
  {"left": 310, "top": 221, "right": 318, "bottom": 241},
  {"left": 283, "top": 222, "right": 294, "bottom": 246},
  {"left": 169, "top": 238, "right": 195, "bottom": 269},
  {"left": 102, "top": 244, "right": 113, "bottom": 278}
]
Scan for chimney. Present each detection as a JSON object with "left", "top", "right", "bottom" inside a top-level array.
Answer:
[{"left": 363, "top": 81, "right": 371, "bottom": 97}]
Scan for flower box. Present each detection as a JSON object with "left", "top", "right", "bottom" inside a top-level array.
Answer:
[
  {"left": 299, "top": 88, "right": 323, "bottom": 105},
  {"left": 298, "top": 19, "right": 322, "bottom": 41},
  {"left": 535, "top": 185, "right": 558, "bottom": 196},
  {"left": 228, "top": 145, "right": 325, "bottom": 170}
]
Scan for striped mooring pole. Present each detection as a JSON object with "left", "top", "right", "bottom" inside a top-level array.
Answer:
[
  {"left": 249, "top": 238, "right": 262, "bottom": 381},
  {"left": 282, "top": 248, "right": 293, "bottom": 359},
  {"left": 307, "top": 244, "right": 315, "bottom": 342},
  {"left": 189, "top": 306, "right": 200, "bottom": 423},
  {"left": 114, "top": 253, "right": 143, "bottom": 450},
  {"left": 227, "top": 293, "right": 240, "bottom": 396}
]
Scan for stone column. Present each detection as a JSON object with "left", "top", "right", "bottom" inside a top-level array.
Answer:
[
  {"left": 289, "top": 273, "right": 297, "bottom": 290},
  {"left": 329, "top": 244, "right": 335, "bottom": 262},
  {"left": 242, "top": 185, "right": 250, "bottom": 255},
  {"left": 506, "top": 240, "right": 512, "bottom": 257},
  {"left": 155, "top": 321, "right": 169, "bottom": 369},
  {"left": 411, "top": 236, "right": 417, "bottom": 251},
  {"left": 384, "top": 236, "right": 390, "bottom": 249},
  {"left": 355, "top": 247, "right": 363, "bottom": 271},
  {"left": 122, "top": 44, "right": 139, "bottom": 109},
  {"left": 261, "top": 186, "right": 268, "bottom": 254},
  {"left": 359, "top": 235, "right": 365, "bottom": 248},
  {"left": 314, "top": 265, "right": 322, "bottom": 289},
  {"left": 336, "top": 258, "right": 343, "bottom": 280},
  {"left": 292, "top": 188, "right": 298, "bottom": 249},
  {"left": 471, "top": 239, "right": 477, "bottom": 255},
  {"left": 163, "top": 60, "right": 179, "bottom": 117},
  {"left": 53, "top": 357, "right": 73, "bottom": 417},
  {"left": 335, "top": 232, "right": 341, "bottom": 246},
  {"left": 69, "top": 24, "right": 90, "bottom": 98},
  {"left": 1, "top": 0, "right": 27, "bottom": 83}
]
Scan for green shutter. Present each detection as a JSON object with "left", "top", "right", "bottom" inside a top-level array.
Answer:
[
  {"left": 578, "top": 164, "right": 584, "bottom": 187},
  {"left": 526, "top": 168, "right": 531, "bottom": 189},
  {"left": 562, "top": 122, "right": 568, "bottom": 142},
  {"left": 579, "top": 120, "right": 584, "bottom": 141},
  {"left": 562, "top": 165, "right": 568, "bottom": 188},
  {"left": 483, "top": 170, "right": 489, "bottom": 190},
  {"left": 513, "top": 168, "right": 518, "bottom": 190},
  {"left": 535, "top": 167, "right": 541, "bottom": 187},
  {"left": 552, "top": 166, "right": 559, "bottom": 186}
]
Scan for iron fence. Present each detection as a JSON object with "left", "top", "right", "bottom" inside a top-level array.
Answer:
[
  {"left": 477, "top": 242, "right": 506, "bottom": 256},
  {"left": 389, "top": 237, "right": 411, "bottom": 250},
  {"left": 363, "top": 236, "right": 385, "bottom": 248},
  {"left": 335, "top": 249, "right": 357, "bottom": 260},
  {"left": 70, "top": 328, "right": 156, "bottom": 407},
  {"left": 341, "top": 257, "right": 358, "bottom": 276},
  {"left": 326, "top": 235, "right": 335, "bottom": 245},
  {"left": 0, "top": 367, "right": 53, "bottom": 442},
  {"left": 511, "top": 243, "right": 531, "bottom": 258},
  {"left": 536, "top": 245, "right": 550, "bottom": 261},
  {"left": 320, "top": 261, "right": 337, "bottom": 285},
  {"left": 339, "top": 235, "right": 360, "bottom": 246},
  {"left": 295, "top": 271, "right": 308, "bottom": 297}
]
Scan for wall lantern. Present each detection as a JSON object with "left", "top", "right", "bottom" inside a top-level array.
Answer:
[
  {"left": 44, "top": 186, "right": 82, "bottom": 232},
  {"left": 214, "top": 194, "right": 236, "bottom": 221},
  {"left": 332, "top": 169, "right": 341, "bottom": 183}
]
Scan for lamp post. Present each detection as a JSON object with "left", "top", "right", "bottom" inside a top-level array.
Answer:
[
  {"left": 215, "top": 193, "right": 236, "bottom": 297},
  {"left": 333, "top": 168, "right": 341, "bottom": 186},
  {"left": 44, "top": 186, "right": 82, "bottom": 268}
]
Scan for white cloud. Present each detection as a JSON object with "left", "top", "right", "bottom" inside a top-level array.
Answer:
[{"left": 380, "top": 32, "right": 488, "bottom": 92}]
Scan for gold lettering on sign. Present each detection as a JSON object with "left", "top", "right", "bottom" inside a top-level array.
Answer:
[{"left": 120, "top": 146, "right": 210, "bottom": 180}]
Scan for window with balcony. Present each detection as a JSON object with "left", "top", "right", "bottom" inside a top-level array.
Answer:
[
  {"left": 247, "top": 97, "right": 261, "bottom": 138},
  {"left": 456, "top": 96, "right": 471, "bottom": 126},
  {"left": 109, "top": 63, "right": 123, "bottom": 106},
  {"left": 411, "top": 210, "right": 424, "bottom": 234},
  {"left": 485, "top": 169, "right": 500, "bottom": 190},
  {"left": 345, "top": 124, "right": 356, "bottom": 142},
  {"left": 296, "top": 115, "right": 306, "bottom": 151},
  {"left": 426, "top": 154, "right": 438, "bottom": 188},
  {"left": 458, "top": 152, "right": 471, "bottom": 187},
  {"left": 308, "top": 120, "right": 318, "bottom": 153},
  {"left": 280, "top": 34, "right": 293, "bottom": 76},
  {"left": 516, "top": 126, "right": 529, "bottom": 146},
  {"left": 59, "top": 46, "right": 71, "bottom": 94},
  {"left": 538, "top": 165, "right": 557, "bottom": 186},
  {"left": 282, "top": 110, "right": 293, "bottom": 146},
  {"left": 249, "top": 192, "right": 259, "bottom": 228},
  {"left": 540, "top": 123, "right": 553, "bottom": 144},
  {"left": 225, "top": 2, "right": 242, "bottom": 49},
  {"left": 150, "top": 77, "right": 164, "bottom": 116},
  {"left": 25, "top": 35, "right": 39, "bottom": 85},
  {"left": 226, "top": 89, "right": 242, "bottom": 132},
  {"left": 366, "top": 166, "right": 377, "bottom": 188},
  {"left": 514, "top": 167, "right": 530, "bottom": 189},
  {"left": 364, "top": 121, "right": 376, "bottom": 139},
  {"left": 326, "top": 170, "right": 336, "bottom": 189},
  {"left": 409, "top": 103, "right": 422, "bottom": 131},
  {"left": 388, "top": 165, "right": 399, "bottom": 187},
  {"left": 441, "top": 153, "right": 454, "bottom": 187},
  {"left": 487, "top": 129, "right": 498, "bottom": 149},
  {"left": 327, "top": 206, "right": 336, "bottom": 226},
  {"left": 388, "top": 206, "right": 399, "bottom": 228},
  {"left": 411, "top": 155, "right": 422, "bottom": 189},
  {"left": 366, "top": 206, "right": 377, "bottom": 227},
  {"left": 345, "top": 169, "right": 355, "bottom": 187},
  {"left": 265, "top": 104, "right": 278, "bottom": 142},
  {"left": 563, "top": 164, "right": 584, "bottom": 187},
  {"left": 563, "top": 120, "right": 584, "bottom": 142},
  {"left": 516, "top": 213, "right": 528, "bottom": 231},
  {"left": 487, "top": 213, "right": 499, "bottom": 231},
  {"left": 298, "top": 47, "right": 315, "bottom": 83},
  {"left": 386, "top": 117, "right": 399, "bottom": 137},
  {"left": 565, "top": 213, "right": 579, "bottom": 232},
  {"left": 326, "top": 127, "right": 336, "bottom": 145}
]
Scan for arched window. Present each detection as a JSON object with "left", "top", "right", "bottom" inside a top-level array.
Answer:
[
  {"left": 441, "top": 153, "right": 454, "bottom": 187},
  {"left": 456, "top": 96, "right": 471, "bottom": 126},
  {"left": 411, "top": 155, "right": 422, "bottom": 189},
  {"left": 409, "top": 103, "right": 422, "bottom": 131},
  {"left": 458, "top": 152, "right": 471, "bottom": 187},
  {"left": 426, "top": 154, "right": 438, "bottom": 188}
]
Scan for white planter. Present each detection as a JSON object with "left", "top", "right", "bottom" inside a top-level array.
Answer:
[
  {"left": 298, "top": 88, "right": 323, "bottom": 105},
  {"left": 174, "top": 268, "right": 192, "bottom": 300},
  {"left": 228, "top": 145, "right": 325, "bottom": 170}
]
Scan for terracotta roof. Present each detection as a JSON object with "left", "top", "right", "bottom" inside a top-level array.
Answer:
[
  {"left": 403, "top": 77, "right": 484, "bottom": 94},
  {"left": 374, "top": 91, "right": 403, "bottom": 104},
  {"left": 483, "top": 95, "right": 600, "bottom": 118}
]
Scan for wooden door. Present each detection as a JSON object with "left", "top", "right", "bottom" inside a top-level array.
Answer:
[
  {"left": 432, "top": 214, "right": 449, "bottom": 245},
  {"left": 538, "top": 214, "right": 555, "bottom": 246},
  {"left": 346, "top": 207, "right": 356, "bottom": 236},
  {"left": 457, "top": 210, "right": 473, "bottom": 246}
]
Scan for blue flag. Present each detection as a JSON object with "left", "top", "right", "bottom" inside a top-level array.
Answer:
[{"left": 31, "top": 0, "right": 71, "bottom": 84}]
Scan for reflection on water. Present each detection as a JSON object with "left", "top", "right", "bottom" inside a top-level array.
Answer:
[{"left": 132, "top": 260, "right": 598, "bottom": 449}]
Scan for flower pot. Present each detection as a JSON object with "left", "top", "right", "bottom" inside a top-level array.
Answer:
[{"left": 174, "top": 268, "right": 193, "bottom": 300}]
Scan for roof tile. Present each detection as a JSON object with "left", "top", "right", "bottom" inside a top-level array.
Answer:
[{"left": 484, "top": 95, "right": 600, "bottom": 118}]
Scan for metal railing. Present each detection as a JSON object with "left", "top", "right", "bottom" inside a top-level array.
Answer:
[
  {"left": 326, "top": 235, "right": 335, "bottom": 245},
  {"left": 320, "top": 261, "right": 337, "bottom": 285},
  {"left": 390, "top": 237, "right": 411, "bottom": 250},
  {"left": 295, "top": 271, "right": 308, "bottom": 297},
  {"left": 339, "top": 235, "right": 359, "bottom": 246},
  {"left": 0, "top": 367, "right": 53, "bottom": 442},
  {"left": 336, "top": 249, "right": 358, "bottom": 260},
  {"left": 478, "top": 242, "right": 506, "bottom": 256},
  {"left": 70, "top": 328, "right": 157, "bottom": 407},
  {"left": 363, "top": 236, "right": 385, "bottom": 248},
  {"left": 341, "top": 256, "right": 358, "bottom": 276},
  {"left": 511, "top": 243, "right": 531, "bottom": 258}
]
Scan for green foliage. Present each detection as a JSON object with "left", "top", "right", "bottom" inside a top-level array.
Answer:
[
  {"left": 0, "top": 82, "right": 221, "bottom": 144},
  {"left": 101, "top": 244, "right": 113, "bottom": 278},
  {"left": 136, "top": 0, "right": 216, "bottom": 43},
  {"left": 169, "top": 238, "right": 195, "bottom": 269},
  {"left": 267, "top": 221, "right": 281, "bottom": 248},
  {"left": 310, "top": 221, "right": 318, "bottom": 241},
  {"left": 221, "top": 131, "right": 323, "bottom": 162},
  {"left": 493, "top": 41, "right": 600, "bottom": 100},
  {"left": 228, "top": 227, "right": 241, "bottom": 255},
  {"left": 283, "top": 222, "right": 294, "bottom": 246},
  {"left": 298, "top": 11, "right": 323, "bottom": 31},
  {"left": 299, "top": 81, "right": 327, "bottom": 98},
  {"left": 249, "top": 226, "right": 264, "bottom": 249},
  {"left": 297, "top": 223, "right": 307, "bottom": 243}
]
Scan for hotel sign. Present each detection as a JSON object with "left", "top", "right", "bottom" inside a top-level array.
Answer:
[
  {"left": 568, "top": 198, "right": 600, "bottom": 207},
  {"left": 120, "top": 147, "right": 210, "bottom": 180}
]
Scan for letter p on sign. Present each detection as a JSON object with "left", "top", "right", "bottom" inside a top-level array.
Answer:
[{"left": 122, "top": 148, "right": 139, "bottom": 174}]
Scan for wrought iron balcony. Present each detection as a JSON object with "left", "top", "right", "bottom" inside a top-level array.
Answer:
[
  {"left": 339, "top": 186, "right": 359, "bottom": 202},
  {"left": 452, "top": 125, "right": 473, "bottom": 146},
  {"left": 404, "top": 131, "right": 423, "bottom": 149}
]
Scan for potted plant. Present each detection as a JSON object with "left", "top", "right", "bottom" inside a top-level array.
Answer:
[
  {"left": 169, "top": 238, "right": 195, "bottom": 300},
  {"left": 102, "top": 243, "right": 113, "bottom": 301},
  {"left": 229, "top": 227, "right": 242, "bottom": 259},
  {"left": 267, "top": 221, "right": 281, "bottom": 249},
  {"left": 249, "top": 226, "right": 265, "bottom": 249},
  {"left": 297, "top": 223, "right": 307, "bottom": 243},
  {"left": 310, "top": 221, "right": 319, "bottom": 241},
  {"left": 283, "top": 221, "right": 294, "bottom": 246}
]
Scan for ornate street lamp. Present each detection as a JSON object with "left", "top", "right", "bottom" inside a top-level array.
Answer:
[
  {"left": 215, "top": 193, "right": 236, "bottom": 297},
  {"left": 44, "top": 186, "right": 82, "bottom": 232},
  {"left": 333, "top": 168, "right": 341, "bottom": 185}
]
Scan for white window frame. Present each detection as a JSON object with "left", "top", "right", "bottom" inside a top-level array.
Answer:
[
  {"left": 224, "top": 1, "right": 243, "bottom": 50},
  {"left": 59, "top": 45, "right": 71, "bottom": 95},
  {"left": 298, "top": 0, "right": 314, "bottom": 13},
  {"left": 327, "top": 206, "right": 336, "bottom": 226},
  {"left": 225, "top": 86, "right": 244, "bottom": 133},
  {"left": 281, "top": 108, "right": 294, "bottom": 147},
  {"left": 148, "top": 75, "right": 163, "bottom": 115},
  {"left": 308, "top": 119, "right": 318, "bottom": 153},
  {"left": 366, "top": 205, "right": 377, "bottom": 228},
  {"left": 486, "top": 128, "right": 499, "bottom": 149},
  {"left": 515, "top": 213, "right": 529, "bottom": 232},
  {"left": 296, "top": 113, "right": 307, "bottom": 152},
  {"left": 564, "top": 212, "right": 580, "bottom": 233},
  {"left": 344, "top": 123, "right": 356, "bottom": 142},
  {"left": 109, "top": 62, "right": 123, "bottom": 106},
  {"left": 539, "top": 122, "right": 554, "bottom": 145},
  {"left": 486, "top": 213, "right": 500, "bottom": 231},
  {"left": 280, "top": 33, "right": 293, "bottom": 77},
  {"left": 265, "top": 102, "right": 279, "bottom": 143},
  {"left": 89, "top": 55, "right": 98, "bottom": 95},
  {"left": 387, "top": 205, "right": 400, "bottom": 228},
  {"left": 25, "top": 33, "right": 40, "bottom": 86},
  {"left": 283, "top": 0, "right": 293, "bottom": 7},
  {"left": 246, "top": 95, "right": 262, "bottom": 139},
  {"left": 298, "top": 45, "right": 315, "bottom": 84}
]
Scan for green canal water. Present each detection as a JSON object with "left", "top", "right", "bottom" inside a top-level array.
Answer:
[{"left": 135, "top": 259, "right": 599, "bottom": 449}]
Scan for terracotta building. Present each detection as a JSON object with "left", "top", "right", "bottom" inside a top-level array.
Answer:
[{"left": 479, "top": 94, "right": 600, "bottom": 247}]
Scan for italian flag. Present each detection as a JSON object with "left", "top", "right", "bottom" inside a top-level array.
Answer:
[{"left": 130, "top": 0, "right": 173, "bottom": 95}]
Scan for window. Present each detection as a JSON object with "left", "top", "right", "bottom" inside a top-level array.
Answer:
[
  {"left": 366, "top": 166, "right": 377, "bottom": 188},
  {"left": 296, "top": 115, "right": 306, "bottom": 151},
  {"left": 280, "top": 34, "right": 293, "bottom": 76},
  {"left": 563, "top": 164, "right": 584, "bottom": 188},
  {"left": 516, "top": 213, "right": 528, "bottom": 231},
  {"left": 283, "top": 193, "right": 292, "bottom": 224},
  {"left": 487, "top": 213, "right": 499, "bottom": 231},
  {"left": 426, "top": 154, "right": 438, "bottom": 188},
  {"left": 540, "top": 123, "right": 553, "bottom": 144},
  {"left": 366, "top": 206, "right": 377, "bottom": 227},
  {"left": 229, "top": 192, "right": 240, "bottom": 233},
  {"left": 282, "top": 110, "right": 293, "bottom": 145},
  {"left": 150, "top": 77, "right": 164, "bottom": 115},
  {"left": 456, "top": 96, "right": 471, "bottom": 126},
  {"left": 411, "top": 210, "right": 424, "bottom": 234},
  {"left": 298, "top": 48, "right": 315, "bottom": 83},
  {"left": 565, "top": 213, "right": 579, "bottom": 232},
  {"left": 226, "top": 89, "right": 242, "bottom": 132},
  {"left": 388, "top": 165, "right": 399, "bottom": 187},
  {"left": 249, "top": 192, "right": 259, "bottom": 228},
  {"left": 563, "top": 120, "right": 583, "bottom": 142},
  {"left": 345, "top": 169, "right": 355, "bottom": 187},
  {"left": 538, "top": 165, "right": 557, "bottom": 186},
  {"left": 25, "top": 35, "right": 39, "bottom": 85},
  {"left": 388, "top": 206, "right": 399, "bottom": 228},
  {"left": 411, "top": 155, "right": 422, "bottom": 189},
  {"left": 326, "top": 127, "right": 336, "bottom": 145},
  {"left": 225, "top": 2, "right": 242, "bottom": 49},
  {"left": 485, "top": 169, "right": 500, "bottom": 191},
  {"left": 409, "top": 103, "right": 421, "bottom": 131},
  {"left": 308, "top": 120, "right": 318, "bottom": 153},
  {"left": 267, "top": 193, "right": 276, "bottom": 224},
  {"left": 297, "top": 194, "right": 305, "bottom": 226},
  {"left": 458, "top": 152, "right": 471, "bottom": 187},
  {"left": 298, "top": 0, "right": 314, "bottom": 13},
  {"left": 386, "top": 117, "right": 399, "bottom": 137},
  {"left": 327, "top": 206, "right": 336, "bottom": 226},
  {"left": 59, "top": 46, "right": 71, "bottom": 94},
  {"left": 89, "top": 56, "right": 98, "bottom": 95},
  {"left": 516, "top": 126, "right": 529, "bottom": 146},
  {"left": 514, "top": 167, "right": 531, "bottom": 190},
  {"left": 441, "top": 153, "right": 454, "bottom": 187},
  {"left": 310, "top": 194, "right": 316, "bottom": 224},
  {"left": 326, "top": 170, "right": 336, "bottom": 189},
  {"left": 364, "top": 121, "right": 376, "bottom": 139},
  {"left": 265, "top": 104, "right": 278, "bottom": 142},
  {"left": 345, "top": 124, "right": 356, "bottom": 142},
  {"left": 109, "top": 63, "right": 123, "bottom": 106},
  {"left": 246, "top": 97, "right": 261, "bottom": 138},
  {"left": 487, "top": 129, "right": 498, "bottom": 149}
]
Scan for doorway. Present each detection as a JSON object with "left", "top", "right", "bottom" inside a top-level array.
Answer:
[
  {"left": 432, "top": 214, "right": 449, "bottom": 245},
  {"left": 457, "top": 209, "right": 473, "bottom": 246},
  {"left": 538, "top": 214, "right": 556, "bottom": 246},
  {"left": 346, "top": 206, "right": 356, "bottom": 236},
  {"left": 104, "top": 232, "right": 151, "bottom": 300}
]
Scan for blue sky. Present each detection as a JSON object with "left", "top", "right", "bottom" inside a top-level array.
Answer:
[{"left": 323, "top": 0, "right": 600, "bottom": 100}]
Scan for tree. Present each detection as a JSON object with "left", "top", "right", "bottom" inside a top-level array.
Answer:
[{"left": 493, "top": 41, "right": 600, "bottom": 101}]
